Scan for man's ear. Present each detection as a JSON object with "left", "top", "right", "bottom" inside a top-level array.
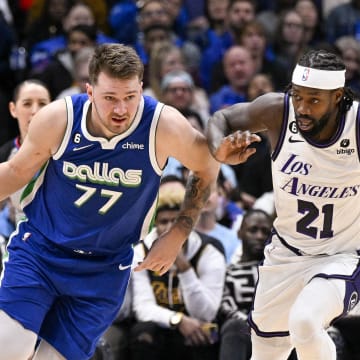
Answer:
[
  {"left": 335, "top": 88, "right": 344, "bottom": 104},
  {"left": 86, "top": 83, "right": 93, "bottom": 100}
]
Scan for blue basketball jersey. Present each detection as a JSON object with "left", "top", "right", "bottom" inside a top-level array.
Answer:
[{"left": 20, "top": 94, "right": 164, "bottom": 256}]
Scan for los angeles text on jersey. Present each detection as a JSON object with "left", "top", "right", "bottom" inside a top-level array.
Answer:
[
  {"left": 279, "top": 153, "right": 360, "bottom": 198},
  {"left": 62, "top": 161, "right": 142, "bottom": 186}
]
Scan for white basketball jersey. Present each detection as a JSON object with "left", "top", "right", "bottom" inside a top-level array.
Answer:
[{"left": 271, "top": 95, "right": 360, "bottom": 255}]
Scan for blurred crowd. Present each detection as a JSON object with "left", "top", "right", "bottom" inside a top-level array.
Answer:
[{"left": 1, "top": 0, "right": 360, "bottom": 359}]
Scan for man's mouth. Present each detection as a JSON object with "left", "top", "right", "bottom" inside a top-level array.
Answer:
[{"left": 297, "top": 117, "right": 313, "bottom": 131}]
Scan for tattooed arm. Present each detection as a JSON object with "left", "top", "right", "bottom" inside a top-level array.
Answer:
[{"left": 134, "top": 105, "right": 220, "bottom": 275}]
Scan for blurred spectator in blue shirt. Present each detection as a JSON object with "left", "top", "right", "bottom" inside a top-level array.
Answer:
[
  {"left": 209, "top": 46, "right": 255, "bottom": 114},
  {"left": 325, "top": 0, "right": 360, "bottom": 43},
  {"left": 335, "top": 35, "right": 360, "bottom": 97},
  {"left": 108, "top": 0, "right": 138, "bottom": 45},
  {"left": 29, "top": 2, "right": 117, "bottom": 73},
  {"left": 199, "top": 0, "right": 256, "bottom": 93}
]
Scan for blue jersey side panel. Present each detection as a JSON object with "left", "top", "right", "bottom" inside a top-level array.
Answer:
[{"left": 21, "top": 94, "right": 162, "bottom": 255}]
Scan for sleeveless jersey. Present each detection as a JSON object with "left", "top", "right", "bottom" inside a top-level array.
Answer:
[
  {"left": 271, "top": 94, "right": 360, "bottom": 255},
  {"left": 20, "top": 94, "right": 163, "bottom": 255}
]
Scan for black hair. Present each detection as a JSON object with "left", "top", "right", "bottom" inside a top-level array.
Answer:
[
  {"left": 143, "top": 24, "right": 171, "bottom": 36},
  {"left": 288, "top": 49, "right": 355, "bottom": 113},
  {"left": 228, "top": 0, "right": 257, "bottom": 12},
  {"left": 12, "top": 79, "right": 50, "bottom": 102},
  {"left": 67, "top": 24, "right": 97, "bottom": 42},
  {"left": 241, "top": 208, "right": 271, "bottom": 225},
  {"left": 297, "top": 49, "right": 345, "bottom": 71},
  {"left": 181, "top": 108, "right": 204, "bottom": 130}
]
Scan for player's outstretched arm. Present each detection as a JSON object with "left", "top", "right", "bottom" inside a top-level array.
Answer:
[
  {"left": 135, "top": 106, "right": 220, "bottom": 275},
  {"left": 206, "top": 92, "right": 284, "bottom": 165},
  {"left": 0, "top": 99, "right": 67, "bottom": 201}
]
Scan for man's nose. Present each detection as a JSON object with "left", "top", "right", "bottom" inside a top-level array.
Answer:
[
  {"left": 114, "top": 101, "right": 127, "bottom": 114},
  {"left": 296, "top": 101, "right": 311, "bottom": 115}
]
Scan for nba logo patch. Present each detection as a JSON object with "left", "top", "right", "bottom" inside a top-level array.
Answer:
[{"left": 302, "top": 68, "right": 310, "bottom": 81}]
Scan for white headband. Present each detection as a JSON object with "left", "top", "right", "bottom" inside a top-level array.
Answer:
[{"left": 292, "top": 65, "right": 345, "bottom": 90}]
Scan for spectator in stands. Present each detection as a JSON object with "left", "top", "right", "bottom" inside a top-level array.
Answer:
[
  {"left": 237, "top": 20, "right": 286, "bottom": 91},
  {"left": 200, "top": 0, "right": 256, "bottom": 93},
  {"left": 136, "top": 24, "right": 178, "bottom": 88},
  {"left": 0, "top": 9, "right": 17, "bottom": 146},
  {"left": 0, "top": 79, "right": 50, "bottom": 249},
  {"left": 31, "top": 24, "right": 96, "bottom": 99},
  {"left": 294, "top": 0, "right": 325, "bottom": 47},
  {"left": 146, "top": 42, "right": 209, "bottom": 120},
  {"left": 108, "top": 0, "right": 138, "bottom": 45},
  {"left": 206, "top": 0, "right": 230, "bottom": 35},
  {"left": 56, "top": 45, "right": 94, "bottom": 99},
  {"left": 135, "top": 1, "right": 201, "bottom": 87},
  {"left": 255, "top": 0, "right": 285, "bottom": 42},
  {"left": 23, "top": 0, "right": 73, "bottom": 52},
  {"left": 162, "top": 108, "right": 206, "bottom": 180},
  {"left": 325, "top": 0, "right": 360, "bottom": 44},
  {"left": 271, "top": 8, "right": 307, "bottom": 88},
  {"left": 247, "top": 73, "right": 275, "bottom": 101},
  {"left": 29, "top": 2, "right": 116, "bottom": 73},
  {"left": 145, "top": 41, "right": 186, "bottom": 99},
  {"left": 162, "top": 0, "right": 190, "bottom": 40},
  {"left": 230, "top": 73, "right": 274, "bottom": 215},
  {"left": 130, "top": 176, "right": 226, "bottom": 360},
  {"left": 217, "top": 209, "right": 273, "bottom": 360},
  {"left": 0, "top": 79, "right": 51, "bottom": 162},
  {"left": 335, "top": 35, "right": 360, "bottom": 97},
  {"left": 195, "top": 182, "right": 240, "bottom": 263},
  {"left": 182, "top": 0, "right": 238, "bottom": 61},
  {"left": 161, "top": 106, "right": 238, "bottom": 191},
  {"left": 215, "top": 170, "right": 244, "bottom": 231},
  {"left": 137, "top": 0, "right": 171, "bottom": 34},
  {"left": 0, "top": 79, "right": 51, "bottom": 224},
  {"left": 209, "top": 45, "right": 255, "bottom": 114},
  {"left": 5, "top": 0, "right": 28, "bottom": 45},
  {"left": 160, "top": 69, "right": 211, "bottom": 123}
]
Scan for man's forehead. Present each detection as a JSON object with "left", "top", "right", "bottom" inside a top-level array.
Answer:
[{"left": 291, "top": 84, "right": 329, "bottom": 95}]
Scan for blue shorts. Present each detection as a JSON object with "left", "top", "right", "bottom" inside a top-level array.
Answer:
[{"left": 0, "top": 222, "right": 133, "bottom": 360}]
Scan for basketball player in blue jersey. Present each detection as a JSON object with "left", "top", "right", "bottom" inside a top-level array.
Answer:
[
  {"left": 206, "top": 49, "right": 360, "bottom": 359},
  {"left": 0, "top": 43, "right": 220, "bottom": 360}
]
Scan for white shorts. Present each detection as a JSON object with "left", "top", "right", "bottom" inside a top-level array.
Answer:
[{"left": 249, "top": 235, "right": 360, "bottom": 337}]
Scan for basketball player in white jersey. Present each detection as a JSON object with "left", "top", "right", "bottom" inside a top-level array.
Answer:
[{"left": 206, "top": 49, "right": 360, "bottom": 359}]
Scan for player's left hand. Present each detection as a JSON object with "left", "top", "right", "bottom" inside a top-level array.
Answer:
[{"left": 134, "top": 230, "right": 184, "bottom": 274}]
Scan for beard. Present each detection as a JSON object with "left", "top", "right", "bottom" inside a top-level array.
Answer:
[{"left": 295, "top": 110, "right": 332, "bottom": 139}]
